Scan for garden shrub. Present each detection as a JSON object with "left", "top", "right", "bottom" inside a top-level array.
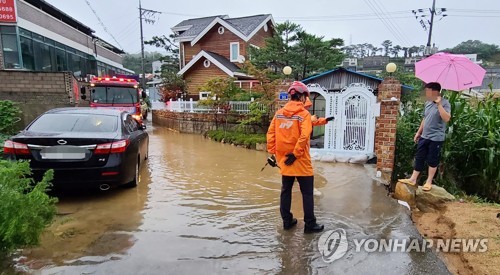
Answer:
[
  {"left": 207, "top": 130, "right": 266, "bottom": 148},
  {"left": 0, "top": 161, "right": 57, "bottom": 254},
  {"left": 0, "top": 100, "right": 21, "bottom": 145}
]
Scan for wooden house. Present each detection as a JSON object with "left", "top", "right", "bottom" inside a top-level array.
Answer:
[{"left": 172, "top": 15, "right": 275, "bottom": 99}]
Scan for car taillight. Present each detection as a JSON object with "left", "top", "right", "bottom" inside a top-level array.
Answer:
[
  {"left": 94, "top": 140, "right": 129, "bottom": 154},
  {"left": 3, "top": 140, "right": 30, "bottom": 155}
]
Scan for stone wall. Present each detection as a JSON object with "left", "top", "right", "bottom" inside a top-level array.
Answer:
[
  {"left": 0, "top": 70, "right": 79, "bottom": 128},
  {"left": 375, "top": 77, "right": 401, "bottom": 181},
  {"left": 153, "top": 110, "right": 266, "bottom": 135}
]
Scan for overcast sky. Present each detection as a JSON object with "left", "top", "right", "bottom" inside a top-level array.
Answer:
[{"left": 45, "top": 0, "right": 500, "bottom": 54}]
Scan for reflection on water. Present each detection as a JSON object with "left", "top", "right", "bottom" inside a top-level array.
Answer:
[{"left": 8, "top": 126, "right": 448, "bottom": 274}]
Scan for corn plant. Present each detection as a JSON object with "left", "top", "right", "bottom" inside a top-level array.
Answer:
[
  {"left": 393, "top": 92, "right": 499, "bottom": 202},
  {"left": 440, "top": 92, "right": 499, "bottom": 201}
]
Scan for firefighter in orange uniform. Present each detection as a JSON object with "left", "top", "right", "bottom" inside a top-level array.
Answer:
[{"left": 266, "top": 81, "right": 324, "bottom": 233}]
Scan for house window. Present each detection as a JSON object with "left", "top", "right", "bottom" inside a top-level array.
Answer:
[
  {"left": 218, "top": 26, "right": 225, "bottom": 34},
  {"left": 199, "top": 92, "right": 211, "bottom": 100},
  {"left": 203, "top": 59, "right": 211, "bottom": 68},
  {"left": 264, "top": 24, "right": 268, "bottom": 32},
  {"left": 230, "top": 42, "right": 239, "bottom": 62}
]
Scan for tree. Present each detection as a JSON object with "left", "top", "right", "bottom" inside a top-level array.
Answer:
[
  {"left": 418, "top": 45, "right": 426, "bottom": 56},
  {"left": 343, "top": 45, "right": 356, "bottom": 57},
  {"left": 197, "top": 77, "right": 244, "bottom": 112},
  {"left": 372, "top": 47, "right": 383, "bottom": 56},
  {"left": 159, "top": 71, "right": 188, "bottom": 102},
  {"left": 122, "top": 52, "right": 164, "bottom": 74},
  {"left": 444, "top": 40, "right": 500, "bottom": 61},
  {"left": 366, "top": 43, "right": 375, "bottom": 57},
  {"left": 250, "top": 21, "right": 302, "bottom": 72},
  {"left": 408, "top": 46, "right": 420, "bottom": 57},
  {"left": 250, "top": 21, "right": 344, "bottom": 79},
  {"left": 402, "top": 47, "right": 409, "bottom": 58},
  {"left": 144, "top": 34, "right": 180, "bottom": 73},
  {"left": 295, "top": 32, "right": 344, "bottom": 79},
  {"left": 391, "top": 45, "right": 402, "bottom": 58},
  {"left": 381, "top": 40, "right": 393, "bottom": 56}
]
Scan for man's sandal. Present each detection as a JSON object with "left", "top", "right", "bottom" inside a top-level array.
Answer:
[
  {"left": 398, "top": 179, "right": 417, "bottom": 186},
  {"left": 422, "top": 182, "right": 432, "bottom": 191}
]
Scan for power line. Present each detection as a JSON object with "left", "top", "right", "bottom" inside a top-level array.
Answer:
[
  {"left": 275, "top": 16, "right": 413, "bottom": 22},
  {"left": 446, "top": 9, "right": 500, "bottom": 13},
  {"left": 278, "top": 10, "right": 410, "bottom": 20},
  {"left": 363, "top": 0, "right": 407, "bottom": 46},
  {"left": 369, "top": 0, "right": 412, "bottom": 45},
  {"left": 84, "top": 0, "right": 123, "bottom": 49}
]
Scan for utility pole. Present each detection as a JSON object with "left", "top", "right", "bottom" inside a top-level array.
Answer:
[
  {"left": 412, "top": 0, "right": 447, "bottom": 56},
  {"left": 426, "top": 0, "right": 436, "bottom": 55},
  {"left": 138, "top": 0, "right": 161, "bottom": 90},
  {"left": 139, "top": 0, "right": 145, "bottom": 90}
]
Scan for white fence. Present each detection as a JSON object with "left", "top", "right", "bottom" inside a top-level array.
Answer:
[{"left": 153, "top": 99, "right": 266, "bottom": 114}]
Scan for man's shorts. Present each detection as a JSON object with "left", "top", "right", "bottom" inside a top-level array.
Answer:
[{"left": 414, "top": 138, "right": 443, "bottom": 171}]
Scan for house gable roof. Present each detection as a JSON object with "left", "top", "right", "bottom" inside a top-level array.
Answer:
[
  {"left": 302, "top": 67, "right": 415, "bottom": 91},
  {"left": 177, "top": 50, "right": 248, "bottom": 78},
  {"left": 173, "top": 14, "right": 275, "bottom": 46}
]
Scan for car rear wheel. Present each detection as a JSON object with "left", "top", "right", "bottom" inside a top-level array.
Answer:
[{"left": 124, "top": 158, "right": 139, "bottom": 188}]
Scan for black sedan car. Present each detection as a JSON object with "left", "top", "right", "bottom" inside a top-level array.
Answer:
[{"left": 3, "top": 108, "right": 149, "bottom": 190}]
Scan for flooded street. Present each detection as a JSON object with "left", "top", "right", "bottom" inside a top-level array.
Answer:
[{"left": 8, "top": 125, "right": 449, "bottom": 274}]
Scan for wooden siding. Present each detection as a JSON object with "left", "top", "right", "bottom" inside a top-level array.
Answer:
[
  {"left": 305, "top": 71, "right": 381, "bottom": 91},
  {"left": 247, "top": 22, "right": 273, "bottom": 49},
  {"left": 184, "top": 57, "right": 230, "bottom": 95},
  {"left": 182, "top": 22, "right": 273, "bottom": 67},
  {"left": 183, "top": 42, "right": 202, "bottom": 65}
]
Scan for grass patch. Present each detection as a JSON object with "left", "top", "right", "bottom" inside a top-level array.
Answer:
[{"left": 206, "top": 130, "right": 266, "bottom": 149}]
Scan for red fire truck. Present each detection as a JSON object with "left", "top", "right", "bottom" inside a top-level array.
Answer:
[{"left": 81, "top": 77, "right": 146, "bottom": 123}]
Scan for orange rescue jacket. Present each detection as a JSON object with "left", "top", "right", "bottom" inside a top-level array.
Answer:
[
  {"left": 305, "top": 97, "right": 327, "bottom": 126},
  {"left": 267, "top": 101, "right": 314, "bottom": 176}
]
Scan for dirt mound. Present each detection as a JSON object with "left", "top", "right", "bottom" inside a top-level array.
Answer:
[{"left": 413, "top": 201, "right": 500, "bottom": 275}]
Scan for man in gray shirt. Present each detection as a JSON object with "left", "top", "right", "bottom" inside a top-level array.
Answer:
[{"left": 399, "top": 82, "right": 451, "bottom": 191}]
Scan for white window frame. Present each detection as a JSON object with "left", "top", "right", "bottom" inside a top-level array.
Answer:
[
  {"left": 199, "top": 92, "right": 211, "bottom": 100},
  {"left": 230, "top": 42, "right": 240, "bottom": 62}
]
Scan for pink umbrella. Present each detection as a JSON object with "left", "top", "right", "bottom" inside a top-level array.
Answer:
[{"left": 415, "top": 52, "right": 486, "bottom": 91}]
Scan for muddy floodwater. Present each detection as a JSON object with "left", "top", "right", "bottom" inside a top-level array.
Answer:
[{"left": 6, "top": 125, "right": 450, "bottom": 274}]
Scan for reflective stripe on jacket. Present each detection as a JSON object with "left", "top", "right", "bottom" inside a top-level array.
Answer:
[{"left": 267, "top": 101, "right": 313, "bottom": 176}]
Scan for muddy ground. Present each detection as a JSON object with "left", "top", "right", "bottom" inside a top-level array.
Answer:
[{"left": 413, "top": 201, "right": 500, "bottom": 275}]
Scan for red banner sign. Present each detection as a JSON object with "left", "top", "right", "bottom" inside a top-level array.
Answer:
[{"left": 0, "top": 0, "right": 17, "bottom": 23}]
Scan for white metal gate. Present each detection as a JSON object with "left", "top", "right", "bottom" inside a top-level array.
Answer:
[{"left": 307, "top": 83, "right": 378, "bottom": 156}]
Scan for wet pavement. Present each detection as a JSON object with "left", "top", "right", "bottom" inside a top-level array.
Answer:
[{"left": 6, "top": 124, "right": 449, "bottom": 274}]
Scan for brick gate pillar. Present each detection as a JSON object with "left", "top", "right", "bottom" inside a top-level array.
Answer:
[{"left": 375, "top": 77, "right": 401, "bottom": 181}]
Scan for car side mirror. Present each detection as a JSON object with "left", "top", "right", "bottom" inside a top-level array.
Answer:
[{"left": 139, "top": 124, "right": 147, "bottom": 131}]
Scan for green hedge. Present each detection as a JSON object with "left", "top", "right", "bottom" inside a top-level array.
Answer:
[{"left": 207, "top": 130, "right": 266, "bottom": 148}]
